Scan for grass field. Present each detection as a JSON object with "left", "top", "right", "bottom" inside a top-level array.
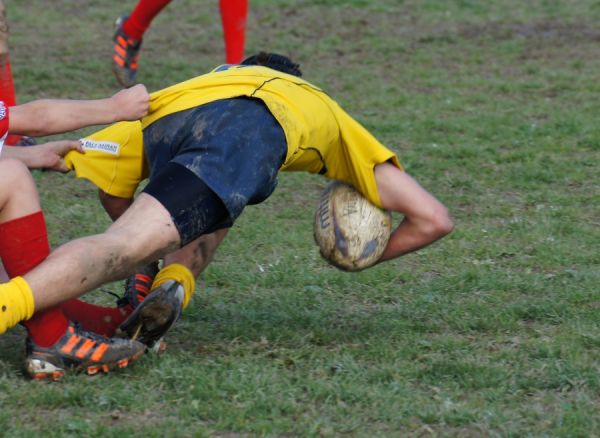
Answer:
[{"left": 2, "top": 0, "right": 600, "bottom": 436}]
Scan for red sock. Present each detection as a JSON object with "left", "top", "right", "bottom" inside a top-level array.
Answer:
[
  {"left": 20, "top": 309, "right": 69, "bottom": 347},
  {"left": 0, "top": 52, "right": 24, "bottom": 145},
  {"left": 61, "top": 300, "right": 132, "bottom": 337},
  {"left": 124, "top": 0, "right": 172, "bottom": 40},
  {"left": 220, "top": 0, "right": 248, "bottom": 64},
  {"left": 0, "top": 53, "right": 17, "bottom": 107},
  {"left": 0, "top": 211, "right": 48, "bottom": 276},
  {"left": 0, "top": 212, "right": 68, "bottom": 347}
]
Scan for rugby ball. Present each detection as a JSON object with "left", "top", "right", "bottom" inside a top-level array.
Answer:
[{"left": 314, "top": 181, "right": 392, "bottom": 272}]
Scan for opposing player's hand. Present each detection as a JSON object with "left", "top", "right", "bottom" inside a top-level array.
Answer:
[
  {"left": 110, "top": 84, "right": 150, "bottom": 121},
  {"left": 23, "top": 140, "right": 84, "bottom": 173}
]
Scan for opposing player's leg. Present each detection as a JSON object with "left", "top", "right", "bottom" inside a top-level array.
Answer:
[
  {"left": 0, "top": 161, "right": 67, "bottom": 350},
  {"left": 0, "top": 161, "right": 71, "bottom": 348},
  {"left": 28, "top": 193, "right": 180, "bottom": 309},
  {"left": 0, "top": 1, "right": 33, "bottom": 146},
  {"left": 123, "top": 0, "right": 171, "bottom": 41},
  {"left": 0, "top": 159, "right": 39, "bottom": 221},
  {"left": 219, "top": 0, "right": 248, "bottom": 64},
  {"left": 35, "top": 189, "right": 142, "bottom": 338},
  {"left": 112, "top": 0, "right": 172, "bottom": 87},
  {"left": 0, "top": 190, "right": 181, "bottom": 340},
  {"left": 374, "top": 162, "right": 453, "bottom": 262},
  {"left": 0, "top": 160, "right": 145, "bottom": 379}
]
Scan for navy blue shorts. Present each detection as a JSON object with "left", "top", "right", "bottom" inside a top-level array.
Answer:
[{"left": 142, "top": 97, "right": 287, "bottom": 245}]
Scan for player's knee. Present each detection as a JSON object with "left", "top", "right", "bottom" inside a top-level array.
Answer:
[
  {"left": 0, "top": 160, "right": 36, "bottom": 194},
  {"left": 0, "top": 159, "right": 29, "bottom": 179}
]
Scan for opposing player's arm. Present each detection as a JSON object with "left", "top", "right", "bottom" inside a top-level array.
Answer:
[
  {"left": 8, "top": 84, "right": 149, "bottom": 136},
  {"left": 374, "top": 162, "right": 453, "bottom": 261},
  {"left": 1, "top": 140, "right": 84, "bottom": 172}
]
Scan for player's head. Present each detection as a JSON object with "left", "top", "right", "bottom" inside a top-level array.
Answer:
[{"left": 241, "top": 52, "right": 302, "bottom": 77}]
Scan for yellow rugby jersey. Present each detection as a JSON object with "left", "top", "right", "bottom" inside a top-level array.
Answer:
[
  {"left": 66, "top": 65, "right": 402, "bottom": 207},
  {"left": 64, "top": 121, "right": 148, "bottom": 199}
]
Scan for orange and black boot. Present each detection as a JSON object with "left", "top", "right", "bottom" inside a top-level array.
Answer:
[
  {"left": 121, "top": 261, "right": 159, "bottom": 309},
  {"left": 112, "top": 16, "right": 142, "bottom": 88},
  {"left": 25, "top": 322, "right": 146, "bottom": 380}
]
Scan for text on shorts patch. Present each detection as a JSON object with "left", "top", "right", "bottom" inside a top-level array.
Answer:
[{"left": 80, "top": 139, "right": 121, "bottom": 155}]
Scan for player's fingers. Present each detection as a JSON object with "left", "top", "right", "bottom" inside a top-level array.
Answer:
[
  {"left": 73, "top": 140, "right": 86, "bottom": 154},
  {"left": 55, "top": 159, "right": 70, "bottom": 173},
  {"left": 57, "top": 140, "right": 85, "bottom": 156},
  {"left": 131, "top": 83, "right": 149, "bottom": 96}
]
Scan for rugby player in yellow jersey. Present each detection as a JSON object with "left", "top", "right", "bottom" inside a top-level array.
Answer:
[{"left": 0, "top": 53, "right": 453, "bottom": 348}]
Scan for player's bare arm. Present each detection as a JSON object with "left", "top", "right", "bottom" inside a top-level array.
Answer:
[
  {"left": 1, "top": 140, "right": 84, "bottom": 172},
  {"left": 375, "top": 163, "right": 453, "bottom": 261},
  {"left": 8, "top": 84, "right": 149, "bottom": 136}
]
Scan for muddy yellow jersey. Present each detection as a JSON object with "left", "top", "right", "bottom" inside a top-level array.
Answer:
[{"left": 66, "top": 65, "right": 401, "bottom": 207}]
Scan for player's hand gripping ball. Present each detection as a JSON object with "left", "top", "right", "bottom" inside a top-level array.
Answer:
[{"left": 314, "top": 181, "right": 392, "bottom": 272}]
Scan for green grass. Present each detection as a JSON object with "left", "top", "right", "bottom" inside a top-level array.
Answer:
[{"left": 3, "top": 0, "right": 600, "bottom": 436}]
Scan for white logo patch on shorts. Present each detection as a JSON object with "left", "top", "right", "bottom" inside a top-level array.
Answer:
[{"left": 80, "top": 139, "right": 121, "bottom": 155}]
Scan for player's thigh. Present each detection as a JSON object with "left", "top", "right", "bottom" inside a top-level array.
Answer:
[{"left": 143, "top": 162, "right": 230, "bottom": 246}]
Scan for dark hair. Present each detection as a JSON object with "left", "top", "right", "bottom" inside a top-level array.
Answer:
[{"left": 241, "top": 52, "right": 302, "bottom": 77}]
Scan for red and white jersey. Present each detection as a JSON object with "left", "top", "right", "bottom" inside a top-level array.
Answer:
[{"left": 0, "top": 101, "right": 9, "bottom": 155}]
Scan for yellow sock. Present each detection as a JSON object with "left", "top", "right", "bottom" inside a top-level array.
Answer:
[
  {"left": 0, "top": 276, "right": 35, "bottom": 334},
  {"left": 151, "top": 264, "right": 195, "bottom": 309}
]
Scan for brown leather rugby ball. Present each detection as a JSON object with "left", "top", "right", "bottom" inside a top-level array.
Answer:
[{"left": 314, "top": 181, "right": 392, "bottom": 272}]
